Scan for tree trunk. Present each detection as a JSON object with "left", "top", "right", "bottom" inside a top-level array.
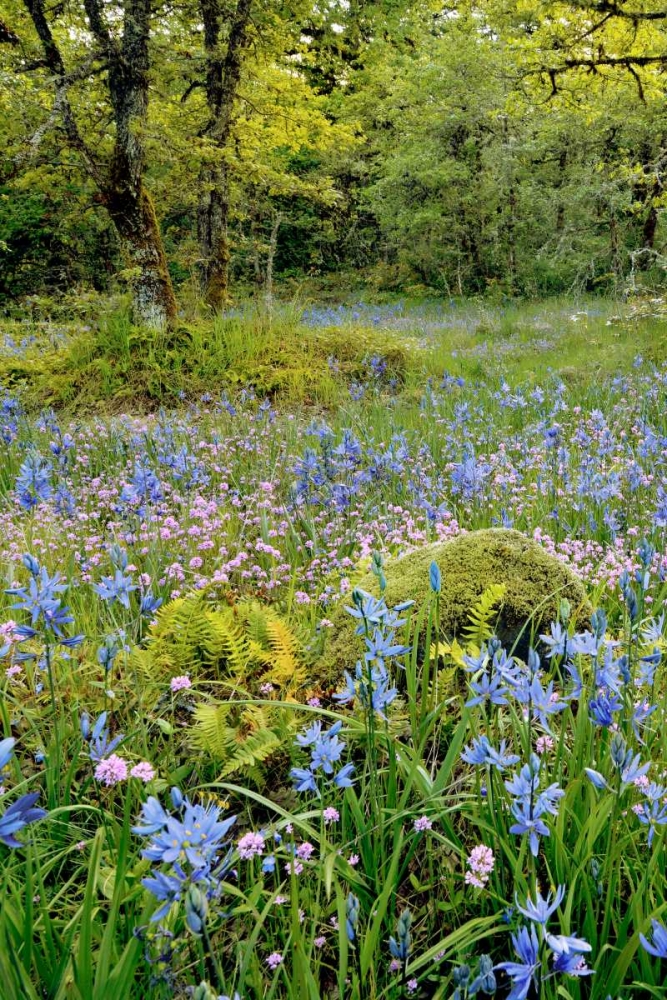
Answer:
[
  {"left": 642, "top": 204, "right": 658, "bottom": 257},
  {"left": 106, "top": 185, "right": 177, "bottom": 328},
  {"left": 197, "top": 0, "right": 253, "bottom": 309},
  {"left": 198, "top": 161, "right": 231, "bottom": 309},
  {"left": 264, "top": 211, "right": 282, "bottom": 304},
  {"left": 21, "top": 0, "right": 178, "bottom": 328},
  {"left": 555, "top": 148, "right": 567, "bottom": 233}
]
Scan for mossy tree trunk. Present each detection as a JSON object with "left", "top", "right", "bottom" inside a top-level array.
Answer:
[
  {"left": 105, "top": 185, "right": 177, "bottom": 329},
  {"left": 197, "top": 0, "right": 253, "bottom": 310},
  {"left": 21, "top": 0, "right": 177, "bottom": 329}
]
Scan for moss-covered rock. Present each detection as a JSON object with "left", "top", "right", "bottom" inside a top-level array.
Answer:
[{"left": 320, "top": 528, "right": 591, "bottom": 681}]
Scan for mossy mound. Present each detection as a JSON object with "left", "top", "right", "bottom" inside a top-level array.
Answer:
[
  {"left": 0, "top": 307, "right": 409, "bottom": 412},
  {"left": 320, "top": 528, "right": 591, "bottom": 681}
]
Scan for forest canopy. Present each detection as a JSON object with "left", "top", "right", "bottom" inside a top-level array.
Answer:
[{"left": 1, "top": 0, "right": 667, "bottom": 320}]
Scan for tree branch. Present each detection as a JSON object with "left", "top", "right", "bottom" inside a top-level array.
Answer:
[
  {"left": 578, "top": 0, "right": 667, "bottom": 21},
  {"left": 21, "top": 0, "right": 104, "bottom": 186},
  {"left": 0, "top": 18, "right": 20, "bottom": 44},
  {"left": 536, "top": 52, "right": 667, "bottom": 88},
  {"left": 181, "top": 78, "right": 203, "bottom": 102}
]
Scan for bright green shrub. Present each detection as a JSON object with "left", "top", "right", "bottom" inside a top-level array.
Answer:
[{"left": 320, "top": 528, "right": 591, "bottom": 680}]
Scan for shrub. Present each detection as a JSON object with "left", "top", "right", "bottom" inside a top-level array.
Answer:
[{"left": 320, "top": 528, "right": 591, "bottom": 679}]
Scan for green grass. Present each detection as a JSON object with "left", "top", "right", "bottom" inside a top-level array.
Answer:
[{"left": 1, "top": 291, "right": 666, "bottom": 411}]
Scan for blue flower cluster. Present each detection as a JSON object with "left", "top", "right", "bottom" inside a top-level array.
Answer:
[
  {"left": 333, "top": 589, "right": 411, "bottom": 718},
  {"left": 0, "top": 738, "right": 47, "bottom": 848},
  {"left": 132, "top": 788, "right": 236, "bottom": 927},
  {"left": 496, "top": 886, "right": 592, "bottom": 997},
  {"left": 290, "top": 721, "right": 355, "bottom": 795},
  {"left": 7, "top": 554, "right": 82, "bottom": 645}
]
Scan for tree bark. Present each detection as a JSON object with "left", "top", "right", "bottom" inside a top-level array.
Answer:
[
  {"left": 264, "top": 211, "right": 282, "bottom": 304},
  {"left": 21, "top": 0, "right": 177, "bottom": 328},
  {"left": 197, "top": 0, "right": 253, "bottom": 309},
  {"left": 105, "top": 186, "right": 177, "bottom": 328}
]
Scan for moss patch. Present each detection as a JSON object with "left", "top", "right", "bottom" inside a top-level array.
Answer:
[
  {"left": 0, "top": 309, "right": 409, "bottom": 412},
  {"left": 320, "top": 528, "right": 591, "bottom": 681}
]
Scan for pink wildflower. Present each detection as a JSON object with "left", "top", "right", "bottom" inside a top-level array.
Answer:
[
  {"left": 130, "top": 762, "right": 155, "bottom": 782},
  {"left": 413, "top": 815, "right": 433, "bottom": 832},
  {"left": 170, "top": 674, "right": 192, "bottom": 692},
  {"left": 94, "top": 754, "right": 128, "bottom": 786},
  {"left": 465, "top": 844, "right": 495, "bottom": 888},
  {"left": 238, "top": 831, "right": 265, "bottom": 859}
]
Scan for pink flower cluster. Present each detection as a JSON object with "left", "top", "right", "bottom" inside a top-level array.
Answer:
[
  {"left": 464, "top": 844, "right": 495, "bottom": 889},
  {"left": 94, "top": 756, "right": 155, "bottom": 786},
  {"left": 237, "top": 831, "right": 265, "bottom": 859},
  {"left": 170, "top": 674, "right": 192, "bottom": 692}
]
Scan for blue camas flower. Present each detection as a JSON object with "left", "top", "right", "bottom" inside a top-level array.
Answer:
[
  {"left": 345, "top": 893, "right": 360, "bottom": 942},
  {"left": 15, "top": 453, "right": 52, "bottom": 509},
  {"left": 516, "top": 885, "right": 565, "bottom": 925},
  {"left": 84, "top": 711, "right": 124, "bottom": 762},
  {"left": 640, "top": 919, "right": 667, "bottom": 958},
  {"left": 141, "top": 869, "right": 186, "bottom": 922},
  {"left": 0, "top": 737, "right": 15, "bottom": 771},
  {"left": 290, "top": 721, "right": 355, "bottom": 795},
  {"left": 635, "top": 783, "right": 667, "bottom": 846},
  {"left": 389, "top": 909, "right": 411, "bottom": 963},
  {"left": 505, "top": 755, "right": 564, "bottom": 856},
  {"left": 7, "top": 559, "right": 79, "bottom": 644},
  {"left": 461, "top": 735, "right": 520, "bottom": 771},
  {"left": 334, "top": 661, "right": 398, "bottom": 718},
  {"left": 495, "top": 925, "right": 540, "bottom": 1000},
  {"left": 133, "top": 790, "right": 236, "bottom": 927},
  {"left": 589, "top": 691, "right": 622, "bottom": 728},
  {"left": 0, "top": 739, "right": 47, "bottom": 849},
  {"left": 94, "top": 569, "right": 137, "bottom": 609},
  {"left": 133, "top": 795, "right": 236, "bottom": 869},
  {"left": 0, "top": 792, "right": 48, "bottom": 848},
  {"left": 465, "top": 671, "right": 509, "bottom": 707}
]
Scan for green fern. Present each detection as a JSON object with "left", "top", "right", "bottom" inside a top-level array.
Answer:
[
  {"left": 191, "top": 701, "right": 296, "bottom": 781},
  {"left": 133, "top": 591, "right": 308, "bottom": 780},
  {"left": 131, "top": 592, "right": 305, "bottom": 690},
  {"left": 461, "top": 583, "right": 507, "bottom": 646}
]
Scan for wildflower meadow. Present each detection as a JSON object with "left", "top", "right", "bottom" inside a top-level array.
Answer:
[{"left": 3, "top": 304, "right": 667, "bottom": 1000}]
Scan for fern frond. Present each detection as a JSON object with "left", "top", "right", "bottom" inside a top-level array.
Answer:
[
  {"left": 191, "top": 701, "right": 293, "bottom": 782},
  {"left": 219, "top": 729, "right": 283, "bottom": 777},
  {"left": 461, "top": 583, "right": 507, "bottom": 646}
]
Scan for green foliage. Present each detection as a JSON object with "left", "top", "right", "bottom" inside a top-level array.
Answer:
[
  {"left": 0, "top": 303, "right": 408, "bottom": 410},
  {"left": 2, "top": 0, "right": 667, "bottom": 302},
  {"left": 460, "top": 582, "right": 507, "bottom": 647},
  {"left": 133, "top": 590, "right": 307, "bottom": 691},
  {"left": 132, "top": 592, "right": 307, "bottom": 781},
  {"left": 321, "top": 529, "right": 592, "bottom": 680},
  {"left": 191, "top": 703, "right": 295, "bottom": 782}
]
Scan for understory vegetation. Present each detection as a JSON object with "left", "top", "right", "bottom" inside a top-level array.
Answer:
[
  {"left": 3, "top": 0, "right": 667, "bottom": 994},
  {"left": 2, "top": 299, "right": 667, "bottom": 997},
  {"left": 0, "top": 293, "right": 665, "bottom": 411}
]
